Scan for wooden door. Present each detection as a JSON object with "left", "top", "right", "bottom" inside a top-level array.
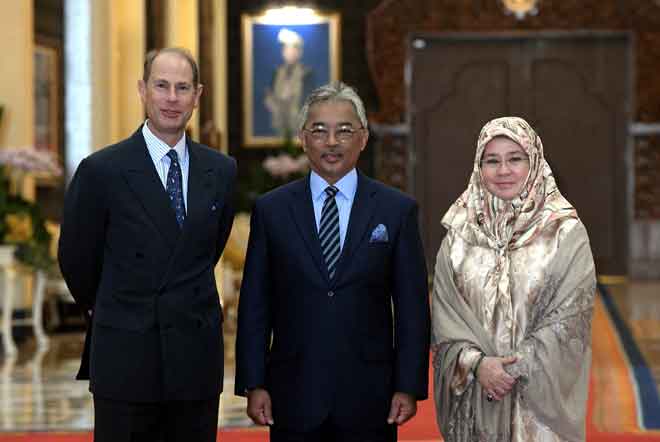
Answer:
[{"left": 408, "top": 33, "right": 631, "bottom": 275}]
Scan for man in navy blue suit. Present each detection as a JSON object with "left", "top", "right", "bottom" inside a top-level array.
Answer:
[{"left": 235, "top": 82, "right": 430, "bottom": 441}]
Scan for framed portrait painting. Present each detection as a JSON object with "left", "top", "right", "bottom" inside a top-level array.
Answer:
[{"left": 242, "top": 11, "right": 340, "bottom": 147}]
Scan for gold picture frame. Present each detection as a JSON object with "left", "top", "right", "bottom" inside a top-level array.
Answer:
[{"left": 241, "top": 10, "right": 341, "bottom": 147}]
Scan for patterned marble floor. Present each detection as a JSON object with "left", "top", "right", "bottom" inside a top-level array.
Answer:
[
  {"left": 0, "top": 281, "right": 658, "bottom": 432},
  {"left": 0, "top": 327, "right": 253, "bottom": 431},
  {"left": 606, "top": 281, "right": 660, "bottom": 394}
]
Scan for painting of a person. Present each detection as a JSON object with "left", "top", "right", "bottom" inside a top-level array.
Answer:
[{"left": 264, "top": 28, "right": 315, "bottom": 137}]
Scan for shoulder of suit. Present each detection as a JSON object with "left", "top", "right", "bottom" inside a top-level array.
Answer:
[
  {"left": 189, "top": 141, "right": 232, "bottom": 160},
  {"left": 255, "top": 176, "right": 306, "bottom": 206},
  {"left": 81, "top": 135, "right": 135, "bottom": 170},
  {"left": 189, "top": 141, "right": 237, "bottom": 172}
]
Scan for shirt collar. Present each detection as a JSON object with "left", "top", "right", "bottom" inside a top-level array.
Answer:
[
  {"left": 310, "top": 169, "right": 358, "bottom": 202},
  {"left": 142, "top": 120, "right": 188, "bottom": 163}
]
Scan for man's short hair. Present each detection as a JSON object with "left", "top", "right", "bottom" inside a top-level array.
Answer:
[
  {"left": 298, "top": 81, "right": 368, "bottom": 131},
  {"left": 143, "top": 47, "right": 200, "bottom": 88}
]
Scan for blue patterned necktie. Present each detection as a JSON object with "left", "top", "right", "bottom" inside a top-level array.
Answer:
[
  {"left": 319, "top": 186, "right": 340, "bottom": 279},
  {"left": 166, "top": 150, "right": 186, "bottom": 228}
]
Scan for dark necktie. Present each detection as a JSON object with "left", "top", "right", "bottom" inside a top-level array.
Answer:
[
  {"left": 319, "top": 186, "right": 340, "bottom": 279},
  {"left": 166, "top": 150, "right": 186, "bottom": 228}
]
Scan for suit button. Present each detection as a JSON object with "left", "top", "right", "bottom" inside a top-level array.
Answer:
[{"left": 327, "top": 291, "right": 334, "bottom": 297}]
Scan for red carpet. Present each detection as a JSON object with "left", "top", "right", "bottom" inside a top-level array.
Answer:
[{"left": 0, "top": 428, "right": 269, "bottom": 442}]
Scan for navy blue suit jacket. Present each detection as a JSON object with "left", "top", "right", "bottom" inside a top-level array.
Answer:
[
  {"left": 235, "top": 172, "right": 430, "bottom": 431},
  {"left": 58, "top": 127, "right": 236, "bottom": 402}
]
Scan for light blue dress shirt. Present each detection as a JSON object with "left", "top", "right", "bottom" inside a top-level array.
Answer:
[
  {"left": 142, "top": 120, "right": 190, "bottom": 209},
  {"left": 310, "top": 169, "right": 358, "bottom": 251}
]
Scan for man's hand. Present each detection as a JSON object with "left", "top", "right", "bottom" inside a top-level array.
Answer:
[
  {"left": 477, "top": 356, "right": 517, "bottom": 401},
  {"left": 247, "top": 388, "right": 274, "bottom": 426},
  {"left": 387, "top": 392, "right": 417, "bottom": 425}
]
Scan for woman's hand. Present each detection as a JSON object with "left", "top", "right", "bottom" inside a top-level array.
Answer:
[{"left": 476, "top": 356, "right": 517, "bottom": 401}]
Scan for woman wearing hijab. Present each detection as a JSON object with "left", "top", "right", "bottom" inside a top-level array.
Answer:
[{"left": 432, "top": 117, "right": 596, "bottom": 442}]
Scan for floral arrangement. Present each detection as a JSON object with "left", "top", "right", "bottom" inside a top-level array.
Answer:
[
  {"left": 262, "top": 152, "right": 308, "bottom": 179},
  {"left": 237, "top": 136, "right": 309, "bottom": 212},
  {"left": 0, "top": 146, "right": 62, "bottom": 270},
  {"left": 0, "top": 147, "right": 62, "bottom": 176}
]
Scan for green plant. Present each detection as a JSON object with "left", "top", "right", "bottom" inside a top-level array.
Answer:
[
  {"left": 0, "top": 145, "right": 61, "bottom": 271},
  {"left": 0, "top": 166, "right": 53, "bottom": 271}
]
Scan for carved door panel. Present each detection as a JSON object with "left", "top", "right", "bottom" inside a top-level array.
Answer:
[{"left": 409, "top": 33, "right": 630, "bottom": 275}]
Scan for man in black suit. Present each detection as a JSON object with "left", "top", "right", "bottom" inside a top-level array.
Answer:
[
  {"left": 235, "top": 82, "right": 430, "bottom": 441},
  {"left": 58, "top": 47, "right": 236, "bottom": 442}
]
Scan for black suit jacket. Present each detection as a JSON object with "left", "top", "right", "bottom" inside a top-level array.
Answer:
[
  {"left": 58, "top": 127, "right": 236, "bottom": 402},
  {"left": 235, "top": 172, "right": 430, "bottom": 431}
]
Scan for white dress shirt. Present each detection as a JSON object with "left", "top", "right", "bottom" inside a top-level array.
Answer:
[{"left": 142, "top": 120, "right": 190, "bottom": 209}]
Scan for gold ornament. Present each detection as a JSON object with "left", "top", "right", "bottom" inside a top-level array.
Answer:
[{"left": 501, "top": 0, "right": 539, "bottom": 20}]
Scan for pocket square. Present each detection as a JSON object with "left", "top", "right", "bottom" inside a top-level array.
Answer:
[
  {"left": 369, "top": 224, "right": 389, "bottom": 243},
  {"left": 210, "top": 201, "right": 219, "bottom": 212}
]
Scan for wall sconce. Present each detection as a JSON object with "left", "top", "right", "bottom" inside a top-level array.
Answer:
[{"left": 260, "top": 4, "right": 323, "bottom": 25}]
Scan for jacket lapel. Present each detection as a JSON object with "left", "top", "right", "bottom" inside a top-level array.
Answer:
[
  {"left": 155, "top": 142, "right": 216, "bottom": 291},
  {"left": 333, "top": 172, "right": 378, "bottom": 283},
  {"left": 289, "top": 176, "right": 329, "bottom": 283},
  {"left": 180, "top": 142, "right": 215, "bottom": 239},
  {"left": 121, "top": 129, "right": 180, "bottom": 251}
]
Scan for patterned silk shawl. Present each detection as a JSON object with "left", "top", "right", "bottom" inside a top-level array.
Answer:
[{"left": 432, "top": 117, "right": 597, "bottom": 442}]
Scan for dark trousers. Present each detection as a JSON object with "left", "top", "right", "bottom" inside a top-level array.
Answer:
[
  {"left": 93, "top": 395, "right": 219, "bottom": 442},
  {"left": 270, "top": 417, "right": 397, "bottom": 442}
]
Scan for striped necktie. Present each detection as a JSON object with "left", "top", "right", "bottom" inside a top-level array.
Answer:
[
  {"left": 166, "top": 150, "right": 186, "bottom": 228},
  {"left": 319, "top": 185, "right": 340, "bottom": 279}
]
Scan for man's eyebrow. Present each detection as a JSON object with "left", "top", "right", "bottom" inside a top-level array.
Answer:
[
  {"left": 309, "top": 121, "right": 356, "bottom": 127},
  {"left": 151, "top": 79, "right": 192, "bottom": 87}
]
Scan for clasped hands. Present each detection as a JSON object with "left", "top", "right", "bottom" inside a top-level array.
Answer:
[
  {"left": 476, "top": 355, "right": 518, "bottom": 402},
  {"left": 247, "top": 389, "right": 417, "bottom": 426}
]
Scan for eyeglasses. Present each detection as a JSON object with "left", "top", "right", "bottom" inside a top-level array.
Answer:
[
  {"left": 303, "top": 125, "right": 364, "bottom": 143},
  {"left": 480, "top": 155, "right": 530, "bottom": 171}
]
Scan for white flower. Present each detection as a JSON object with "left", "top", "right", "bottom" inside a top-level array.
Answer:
[
  {"left": 0, "top": 147, "right": 62, "bottom": 175},
  {"left": 262, "top": 153, "right": 308, "bottom": 179}
]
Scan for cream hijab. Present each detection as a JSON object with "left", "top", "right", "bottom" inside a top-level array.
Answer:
[{"left": 442, "top": 116, "right": 576, "bottom": 250}]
